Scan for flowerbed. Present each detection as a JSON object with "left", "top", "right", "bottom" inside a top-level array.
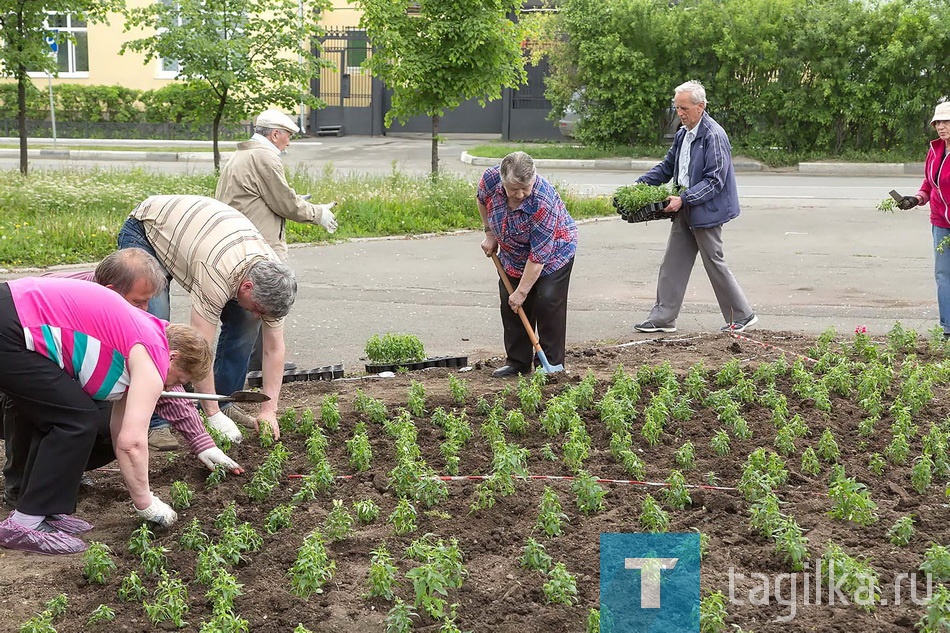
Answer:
[{"left": 7, "top": 327, "right": 950, "bottom": 632}]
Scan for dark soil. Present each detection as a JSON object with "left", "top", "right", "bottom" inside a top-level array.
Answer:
[{"left": 2, "top": 330, "right": 947, "bottom": 633}]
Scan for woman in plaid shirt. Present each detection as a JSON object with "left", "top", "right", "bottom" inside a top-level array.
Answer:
[{"left": 477, "top": 152, "right": 578, "bottom": 378}]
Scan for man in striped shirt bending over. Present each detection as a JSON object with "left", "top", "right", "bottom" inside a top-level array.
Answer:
[{"left": 118, "top": 195, "right": 297, "bottom": 442}]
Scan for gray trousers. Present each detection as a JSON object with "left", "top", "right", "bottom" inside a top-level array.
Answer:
[{"left": 648, "top": 209, "right": 752, "bottom": 327}]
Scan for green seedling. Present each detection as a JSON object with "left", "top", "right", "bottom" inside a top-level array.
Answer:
[
  {"left": 179, "top": 518, "right": 208, "bottom": 551},
  {"left": 389, "top": 498, "right": 417, "bottom": 535},
  {"left": 118, "top": 570, "right": 147, "bottom": 602},
  {"left": 518, "top": 374, "right": 543, "bottom": 415},
  {"left": 289, "top": 530, "right": 336, "bottom": 598},
  {"left": 265, "top": 503, "right": 294, "bottom": 534},
  {"left": 323, "top": 499, "right": 354, "bottom": 541},
  {"left": 170, "top": 480, "right": 194, "bottom": 510},
  {"left": 918, "top": 583, "right": 950, "bottom": 633},
  {"left": 675, "top": 440, "right": 696, "bottom": 470},
  {"left": 774, "top": 517, "right": 810, "bottom": 572},
  {"left": 128, "top": 523, "right": 153, "bottom": 556},
  {"left": 911, "top": 454, "right": 934, "bottom": 494},
  {"left": 542, "top": 562, "right": 578, "bottom": 605},
  {"left": 82, "top": 541, "right": 116, "bottom": 585},
  {"left": 207, "top": 569, "right": 244, "bottom": 616},
  {"left": 297, "top": 407, "right": 316, "bottom": 435},
  {"left": 664, "top": 469, "right": 691, "bottom": 510},
  {"left": 801, "top": 447, "right": 821, "bottom": 476},
  {"left": 586, "top": 608, "right": 601, "bottom": 633},
  {"left": 447, "top": 374, "right": 469, "bottom": 404},
  {"left": 206, "top": 463, "right": 228, "bottom": 488},
  {"left": 535, "top": 487, "right": 567, "bottom": 537},
  {"left": 540, "top": 443, "right": 558, "bottom": 462},
  {"left": 366, "top": 543, "right": 399, "bottom": 601},
  {"left": 519, "top": 537, "right": 553, "bottom": 572},
  {"left": 199, "top": 612, "right": 250, "bottom": 633},
  {"left": 320, "top": 394, "right": 341, "bottom": 431},
  {"left": 710, "top": 429, "right": 731, "bottom": 456},
  {"left": 195, "top": 544, "right": 229, "bottom": 586},
  {"left": 469, "top": 482, "right": 496, "bottom": 513},
  {"left": 868, "top": 452, "right": 887, "bottom": 476},
  {"left": 354, "top": 499, "right": 381, "bottom": 524},
  {"left": 885, "top": 433, "right": 910, "bottom": 465},
  {"left": 571, "top": 470, "right": 606, "bottom": 515},
  {"left": 144, "top": 571, "right": 190, "bottom": 628},
  {"left": 87, "top": 604, "right": 115, "bottom": 625},
  {"left": 407, "top": 381, "right": 426, "bottom": 417},
  {"left": 639, "top": 494, "right": 670, "bottom": 533},
  {"left": 386, "top": 598, "right": 417, "bottom": 633},
  {"left": 816, "top": 428, "right": 840, "bottom": 462},
  {"left": 278, "top": 407, "right": 298, "bottom": 433},
  {"left": 346, "top": 422, "right": 373, "bottom": 472},
  {"left": 699, "top": 590, "right": 728, "bottom": 633},
  {"left": 258, "top": 417, "right": 275, "bottom": 448},
  {"left": 887, "top": 515, "right": 915, "bottom": 546},
  {"left": 505, "top": 409, "right": 528, "bottom": 435},
  {"left": 921, "top": 543, "right": 950, "bottom": 582},
  {"left": 140, "top": 544, "right": 169, "bottom": 576}
]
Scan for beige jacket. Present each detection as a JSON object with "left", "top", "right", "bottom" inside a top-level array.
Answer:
[{"left": 215, "top": 140, "right": 329, "bottom": 261}]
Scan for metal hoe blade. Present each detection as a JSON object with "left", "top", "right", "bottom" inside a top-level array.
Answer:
[{"left": 159, "top": 390, "right": 270, "bottom": 403}]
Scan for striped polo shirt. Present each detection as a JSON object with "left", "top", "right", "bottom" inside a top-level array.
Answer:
[
  {"left": 129, "top": 195, "right": 283, "bottom": 328},
  {"left": 9, "top": 277, "right": 170, "bottom": 401}
]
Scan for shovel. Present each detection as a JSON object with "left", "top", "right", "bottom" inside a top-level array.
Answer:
[
  {"left": 159, "top": 390, "right": 271, "bottom": 403},
  {"left": 491, "top": 254, "right": 564, "bottom": 374}
]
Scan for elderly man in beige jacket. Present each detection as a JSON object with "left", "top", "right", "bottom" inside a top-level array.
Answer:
[{"left": 216, "top": 108, "right": 337, "bottom": 381}]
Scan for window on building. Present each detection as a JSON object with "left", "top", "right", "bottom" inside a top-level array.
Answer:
[
  {"left": 346, "top": 36, "right": 368, "bottom": 73},
  {"left": 156, "top": 0, "right": 184, "bottom": 78},
  {"left": 27, "top": 13, "right": 88, "bottom": 77}
]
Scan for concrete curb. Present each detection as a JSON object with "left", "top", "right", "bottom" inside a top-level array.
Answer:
[
  {"left": 0, "top": 148, "right": 230, "bottom": 162},
  {"left": 461, "top": 150, "right": 923, "bottom": 176}
]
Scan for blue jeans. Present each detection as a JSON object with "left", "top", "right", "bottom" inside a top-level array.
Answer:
[
  {"left": 215, "top": 298, "right": 262, "bottom": 403},
  {"left": 116, "top": 218, "right": 171, "bottom": 320},
  {"left": 117, "top": 218, "right": 173, "bottom": 429},
  {"left": 934, "top": 225, "right": 950, "bottom": 333}
]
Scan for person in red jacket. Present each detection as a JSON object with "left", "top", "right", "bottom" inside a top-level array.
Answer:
[{"left": 897, "top": 102, "right": 950, "bottom": 336}]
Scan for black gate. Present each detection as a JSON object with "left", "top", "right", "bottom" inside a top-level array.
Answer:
[{"left": 311, "top": 29, "right": 381, "bottom": 136}]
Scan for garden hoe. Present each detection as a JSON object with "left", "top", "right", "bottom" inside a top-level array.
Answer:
[
  {"left": 159, "top": 390, "right": 271, "bottom": 403},
  {"left": 491, "top": 254, "right": 564, "bottom": 374}
]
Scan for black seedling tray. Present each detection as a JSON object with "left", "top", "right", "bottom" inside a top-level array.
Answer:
[
  {"left": 612, "top": 197, "right": 675, "bottom": 223},
  {"left": 365, "top": 355, "right": 469, "bottom": 374},
  {"left": 246, "top": 363, "right": 344, "bottom": 387}
]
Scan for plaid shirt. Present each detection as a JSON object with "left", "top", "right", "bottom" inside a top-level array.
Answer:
[{"left": 477, "top": 167, "right": 577, "bottom": 278}]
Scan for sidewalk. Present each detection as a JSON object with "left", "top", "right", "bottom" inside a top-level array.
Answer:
[{"left": 0, "top": 135, "right": 926, "bottom": 176}]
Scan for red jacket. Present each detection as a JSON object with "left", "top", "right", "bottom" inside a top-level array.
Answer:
[{"left": 917, "top": 138, "right": 950, "bottom": 228}]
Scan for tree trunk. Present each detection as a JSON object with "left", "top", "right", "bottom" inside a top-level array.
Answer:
[
  {"left": 17, "top": 69, "right": 28, "bottom": 175},
  {"left": 212, "top": 87, "right": 229, "bottom": 171},
  {"left": 430, "top": 113, "right": 440, "bottom": 179}
]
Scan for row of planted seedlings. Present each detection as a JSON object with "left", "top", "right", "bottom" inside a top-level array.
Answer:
[{"left": 21, "top": 323, "right": 950, "bottom": 631}]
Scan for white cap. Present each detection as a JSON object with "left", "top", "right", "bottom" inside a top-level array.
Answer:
[{"left": 255, "top": 109, "right": 299, "bottom": 134}]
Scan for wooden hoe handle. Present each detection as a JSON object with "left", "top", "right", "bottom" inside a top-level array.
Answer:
[{"left": 491, "top": 253, "right": 543, "bottom": 352}]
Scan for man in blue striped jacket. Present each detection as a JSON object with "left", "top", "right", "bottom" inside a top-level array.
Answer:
[{"left": 633, "top": 80, "right": 757, "bottom": 335}]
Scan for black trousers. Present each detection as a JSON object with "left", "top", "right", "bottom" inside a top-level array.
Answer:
[
  {"left": 0, "top": 283, "right": 104, "bottom": 516},
  {"left": 497, "top": 258, "right": 574, "bottom": 371}
]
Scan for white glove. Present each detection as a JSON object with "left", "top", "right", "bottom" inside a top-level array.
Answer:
[
  {"left": 197, "top": 447, "right": 241, "bottom": 472},
  {"left": 134, "top": 494, "right": 178, "bottom": 528},
  {"left": 206, "top": 411, "right": 243, "bottom": 443},
  {"left": 317, "top": 202, "right": 338, "bottom": 233}
]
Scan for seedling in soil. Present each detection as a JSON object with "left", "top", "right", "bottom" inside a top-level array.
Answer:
[
  {"left": 695, "top": 530, "right": 710, "bottom": 560},
  {"left": 675, "top": 441, "right": 696, "bottom": 471},
  {"left": 885, "top": 432, "right": 911, "bottom": 465},
  {"left": 911, "top": 454, "right": 934, "bottom": 494},
  {"left": 265, "top": 503, "right": 294, "bottom": 534},
  {"left": 289, "top": 530, "right": 336, "bottom": 598},
  {"left": 87, "top": 604, "right": 115, "bottom": 625},
  {"left": 206, "top": 464, "right": 228, "bottom": 488},
  {"left": 319, "top": 394, "right": 341, "bottom": 432},
  {"left": 664, "top": 469, "right": 691, "bottom": 510},
  {"left": 179, "top": 518, "right": 208, "bottom": 551},
  {"left": 586, "top": 608, "right": 601, "bottom": 633},
  {"left": 140, "top": 544, "right": 168, "bottom": 576},
  {"left": 278, "top": 407, "right": 298, "bottom": 434},
  {"left": 918, "top": 584, "right": 950, "bottom": 633},
  {"left": 619, "top": 449, "right": 647, "bottom": 480},
  {"left": 921, "top": 544, "right": 950, "bottom": 582},
  {"left": 405, "top": 540, "right": 466, "bottom": 619},
  {"left": 82, "top": 541, "right": 116, "bottom": 585},
  {"left": 128, "top": 523, "right": 153, "bottom": 556},
  {"left": 354, "top": 499, "right": 381, "bottom": 524},
  {"left": 542, "top": 562, "right": 578, "bottom": 606},
  {"left": 469, "top": 482, "right": 496, "bottom": 513},
  {"left": 801, "top": 447, "right": 821, "bottom": 476},
  {"left": 700, "top": 590, "right": 728, "bottom": 633},
  {"left": 207, "top": 569, "right": 244, "bottom": 616},
  {"left": 323, "top": 499, "right": 354, "bottom": 541},
  {"left": 536, "top": 487, "right": 568, "bottom": 537},
  {"left": 199, "top": 612, "right": 250, "bottom": 633},
  {"left": 867, "top": 452, "right": 886, "bottom": 476},
  {"left": 822, "top": 542, "right": 880, "bottom": 611},
  {"left": 346, "top": 422, "right": 373, "bottom": 472},
  {"left": 170, "top": 480, "right": 194, "bottom": 510},
  {"left": 386, "top": 598, "right": 417, "bottom": 633},
  {"left": 639, "top": 494, "right": 670, "bottom": 533},
  {"left": 389, "top": 498, "right": 418, "bottom": 535},
  {"left": 144, "top": 571, "right": 190, "bottom": 627},
  {"left": 886, "top": 515, "right": 916, "bottom": 546},
  {"left": 118, "top": 570, "right": 147, "bottom": 602},
  {"left": 257, "top": 416, "right": 276, "bottom": 448},
  {"left": 366, "top": 543, "right": 399, "bottom": 600},
  {"left": 711, "top": 429, "right": 731, "bottom": 456},
  {"left": 195, "top": 544, "right": 229, "bottom": 586},
  {"left": 205, "top": 424, "right": 233, "bottom": 452},
  {"left": 505, "top": 409, "right": 528, "bottom": 435},
  {"left": 815, "top": 428, "right": 840, "bottom": 462},
  {"left": 447, "top": 374, "right": 469, "bottom": 405},
  {"left": 518, "top": 374, "right": 543, "bottom": 415},
  {"left": 827, "top": 476, "right": 878, "bottom": 525},
  {"left": 774, "top": 424, "right": 797, "bottom": 456},
  {"left": 19, "top": 594, "right": 68, "bottom": 633},
  {"left": 572, "top": 470, "right": 606, "bottom": 515},
  {"left": 540, "top": 443, "right": 558, "bottom": 462},
  {"left": 355, "top": 388, "right": 389, "bottom": 424},
  {"left": 407, "top": 381, "right": 426, "bottom": 417},
  {"left": 774, "top": 517, "right": 810, "bottom": 571},
  {"left": 219, "top": 522, "right": 263, "bottom": 565},
  {"left": 520, "top": 537, "right": 553, "bottom": 572}
]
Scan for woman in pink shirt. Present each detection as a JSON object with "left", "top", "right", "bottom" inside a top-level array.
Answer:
[{"left": 0, "top": 277, "right": 211, "bottom": 555}]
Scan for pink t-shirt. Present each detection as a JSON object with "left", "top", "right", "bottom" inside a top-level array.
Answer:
[{"left": 9, "top": 277, "right": 170, "bottom": 401}]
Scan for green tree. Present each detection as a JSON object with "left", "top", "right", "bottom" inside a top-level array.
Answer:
[
  {"left": 0, "top": 0, "right": 119, "bottom": 174},
  {"left": 352, "top": 0, "right": 527, "bottom": 176},
  {"left": 121, "top": 0, "right": 332, "bottom": 169}
]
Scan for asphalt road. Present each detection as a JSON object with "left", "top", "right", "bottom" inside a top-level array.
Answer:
[{"left": 0, "top": 135, "right": 936, "bottom": 373}]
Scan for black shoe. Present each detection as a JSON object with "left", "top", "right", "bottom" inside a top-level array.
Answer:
[
  {"left": 721, "top": 314, "right": 759, "bottom": 333},
  {"left": 492, "top": 364, "right": 526, "bottom": 378},
  {"left": 635, "top": 321, "right": 676, "bottom": 333}
]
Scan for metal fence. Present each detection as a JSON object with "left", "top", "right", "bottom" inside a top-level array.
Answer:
[{"left": 0, "top": 119, "right": 252, "bottom": 140}]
